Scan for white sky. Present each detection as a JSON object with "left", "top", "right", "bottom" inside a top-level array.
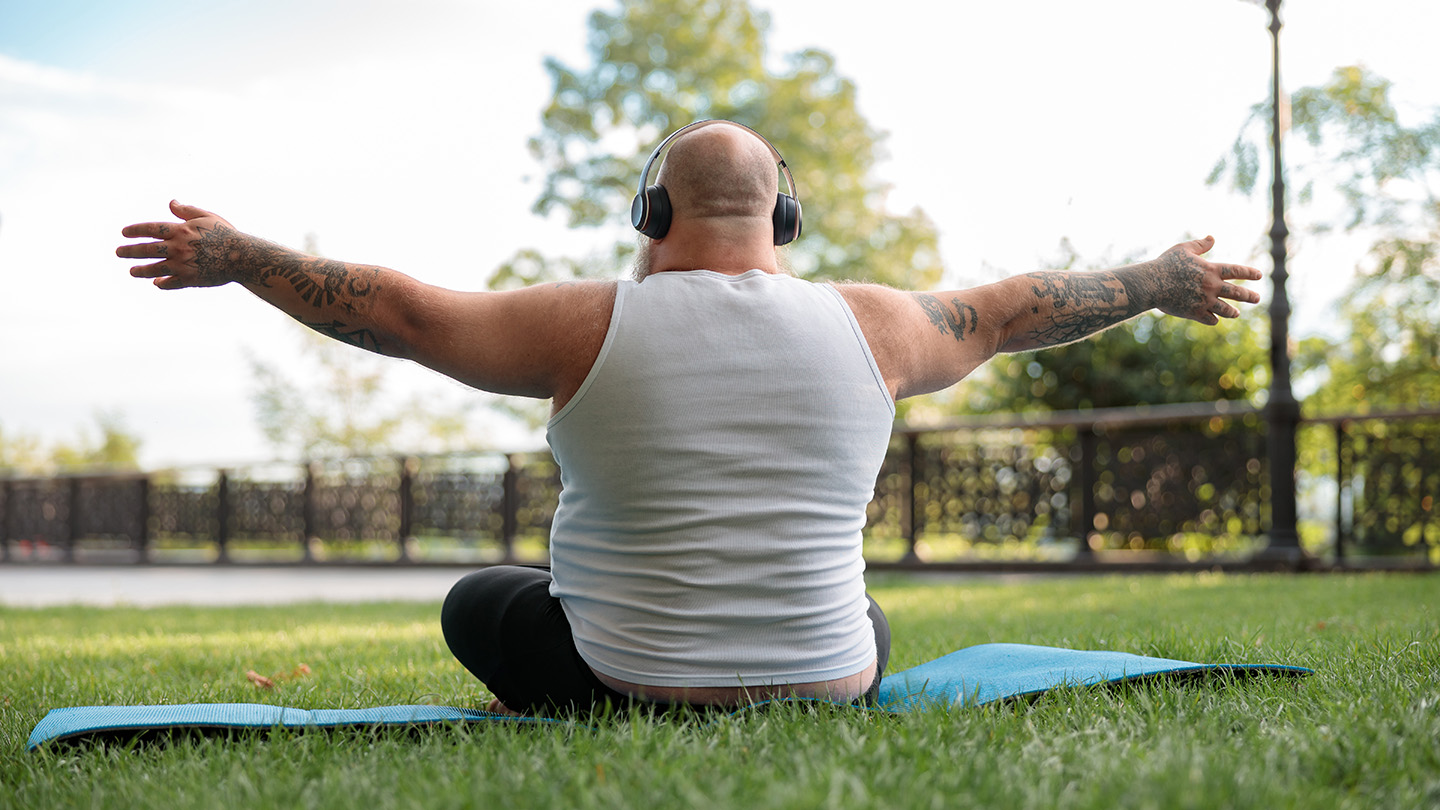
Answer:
[{"left": 2, "top": 0, "right": 1437, "bottom": 469}]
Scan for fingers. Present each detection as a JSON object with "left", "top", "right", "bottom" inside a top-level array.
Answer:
[
  {"left": 169, "top": 200, "right": 214, "bottom": 220},
  {"left": 128, "top": 260, "right": 171, "bottom": 278},
  {"left": 1184, "top": 234, "right": 1216, "bottom": 255},
  {"left": 1218, "top": 282, "right": 1262, "bottom": 305},
  {"left": 116, "top": 241, "right": 169, "bottom": 259},
  {"left": 118, "top": 201, "right": 223, "bottom": 291},
  {"left": 120, "top": 221, "right": 175, "bottom": 240},
  {"left": 1220, "top": 263, "right": 1263, "bottom": 282},
  {"left": 1211, "top": 300, "right": 1241, "bottom": 319},
  {"left": 119, "top": 201, "right": 214, "bottom": 239}
]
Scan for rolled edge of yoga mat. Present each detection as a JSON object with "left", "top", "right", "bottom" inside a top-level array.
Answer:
[
  {"left": 26, "top": 703, "right": 565, "bottom": 751},
  {"left": 876, "top": 642, "right": 1312, "bottom": 712}
]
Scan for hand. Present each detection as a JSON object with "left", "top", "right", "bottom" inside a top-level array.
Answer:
[
  {"left": 1150, "top": 235, "right": 1263, "bottom": 326},
  {"left": 117, "top": 201, "right": 240, "bottom": 289}
]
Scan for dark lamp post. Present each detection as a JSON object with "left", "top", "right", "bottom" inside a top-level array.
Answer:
[{"left": 1260, "top": 0, "right": 1304, "bottom": 565}]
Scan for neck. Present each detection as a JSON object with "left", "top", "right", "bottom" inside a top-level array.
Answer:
[{"left": 647, "top": 218, "right": 779, "bottom": 277}]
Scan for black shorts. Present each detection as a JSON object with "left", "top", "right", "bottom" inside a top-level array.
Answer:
[{"left": 440, "top": 565, "right": 891, "bottom": 716}]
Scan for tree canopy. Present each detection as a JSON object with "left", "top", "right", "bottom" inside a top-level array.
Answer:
[
  {"left": 0, "top": 413, "right": 142, "bottom": 476},
  {"left": 1210, "top": 65, "right": 1440, "bottom": 414},
  {"left": 496, "top": 0, "right": 942, "bottom": 289}
]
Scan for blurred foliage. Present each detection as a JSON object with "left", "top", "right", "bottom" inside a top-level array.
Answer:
[
  {"left": 968, "top": 314, "right": 1269, "bottom": 415},
  {"left": 248, "top": 325, "right": 498, "bottom": 460},
  {"left": 248, "top": 328, "right": 402, "bottom": 458},
  {"left": 247, "top": 237, "right": 498, "bottom": 460},
  {"left": 0, "top": 412, "right": 142, "bottom": 476},
  {"left": 1209, "top": 65, "right": 1440, "bottom": 415},
  {"left": 1210, "top": 65, "right": 1440, "bottom": 234},
  {"left": 496, "top": 0, "right": 942, "bottom": 289},
  {"left": 1296, "top": 262, "right": 1440, "bottom": 416},
  {"left": 1211, "top": 65, "right": 1440, "bottom": 559}
]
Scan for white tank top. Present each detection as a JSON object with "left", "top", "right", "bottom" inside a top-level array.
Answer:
[{"left": 546, "top": 270, "right": 896, "bottom": 687}]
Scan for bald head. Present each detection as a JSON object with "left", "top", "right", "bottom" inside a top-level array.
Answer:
[{"left": 655, "top": 123, "right": 778, "bottom": 225}]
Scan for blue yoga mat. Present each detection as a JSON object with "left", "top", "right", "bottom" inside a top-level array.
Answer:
[
  {"left": 27, "top": 643, "right": 1310, "bottom": 750},
  {"left": 875, "top": 643, "right": 1310, "bottom": 711}
]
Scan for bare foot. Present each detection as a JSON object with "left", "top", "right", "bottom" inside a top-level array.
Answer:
[{"left": 486, "top": 697, "right": 523, "bottom": 716}]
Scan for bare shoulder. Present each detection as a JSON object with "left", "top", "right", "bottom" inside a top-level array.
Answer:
[
  {"left": 831, "top": 281, "right": 913, "bottom": 327},
  {"left": 830, "top": 282, "right": 919, "bottom": 401},
  {"left": 832, "top": 280, "right": 1008, "bottom": 400},
  {"left": 485, "top": 278, "right": 618, "bottom": 375},
  {"left": 403, "top": 279, "right": 618, "bottom": 401},
  {"left": 510, "top": 280, "right": 619, "bottom": 405},
  {"left": 491, "top": 278, "right": 618, "bottom": 307}
]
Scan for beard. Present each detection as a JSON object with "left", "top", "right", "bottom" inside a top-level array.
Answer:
[{"left": 630, "top": 236, "right": 655, "bottom": 282}]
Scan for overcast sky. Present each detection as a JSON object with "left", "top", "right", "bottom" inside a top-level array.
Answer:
[{"left": 2, "top": 0, "right": 1437, "bottom": 469}]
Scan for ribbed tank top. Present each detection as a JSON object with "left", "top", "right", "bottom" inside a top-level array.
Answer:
[{"left": 545, "top": 270, "right": 896, "bottom": 687}]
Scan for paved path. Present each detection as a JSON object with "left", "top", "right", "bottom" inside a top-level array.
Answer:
[
  {"left": 0, "top": 565, "right": 1037, "bottom": 608},
  {"left": 0, "top": 565, "right": 474, "bottom": 607}
]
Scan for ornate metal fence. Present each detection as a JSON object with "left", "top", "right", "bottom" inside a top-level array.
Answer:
[
  {"left": 868, "top": 403, "right": 1272, "bottom": 565},
  {"left": 2, "top": 405, "right": 1435, "bottom": 568}
]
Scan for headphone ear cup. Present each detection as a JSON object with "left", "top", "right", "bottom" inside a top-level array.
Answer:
[
  {"left": 631, "top": 185, "right": 673, "bottom": 239},
  {"left": 773, "top": 193, "right": 802, "bottom": 246}
]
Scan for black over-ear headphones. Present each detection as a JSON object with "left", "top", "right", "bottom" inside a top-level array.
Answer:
[{"left": 630, "top": 120, "right": 802, "bottom": 246}]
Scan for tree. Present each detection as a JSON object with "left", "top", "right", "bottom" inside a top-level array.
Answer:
[
  {"left": 0, "top": 423, "right": 48, "bottom": 475},
  {"left": 248, "top": 327, "right": 508, "bottom": 459},
  {"left": 0, "top": 413, "right": 142, "bottom": 475},
  {"left": 1208, "top": 65, "right": 1440, "bottom": 413},
  {"left": 1211, "top": 66, "right": 1440, "bottom": 558},
  {"left": 501, "top": 0, "right": 942, "bottom": 289}
]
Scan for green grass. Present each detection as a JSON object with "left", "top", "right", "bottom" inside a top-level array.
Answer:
[{"left": 2, "top": 574, "right": 1438, "bottom": 809}]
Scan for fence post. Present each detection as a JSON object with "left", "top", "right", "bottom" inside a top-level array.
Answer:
[
  {"left": 216, "top": 470, "right": 231, "bottom": 564},
  {"left": 1422, "top": 424, "right": 1435, "bottom": 568},
  {"left": 501, "top": 454, "right": 519, "bottom": 562},
  {"left": 1075, "top": 426, "right": 1099, "bottom": 558},
  {"left": 901, "top": 432, "right": 922, "bottom": 563},
  {"left": 0, "top": 480, "right": 9, "bottom": 562},
  {"left": 1334, "top": 422, "right": 1346, "bottom": 564},
  {"left": 397, "top": 456, "right": 414, "bottom": 563},
  {"left": 302, "top": 462, "right": 317, "bottom": 563},
  {"left": 135, "top": 477, "right": 151, "bottom": 564},
  {"left": 64, "top": 477, "right": 80, "bottom": 563}
]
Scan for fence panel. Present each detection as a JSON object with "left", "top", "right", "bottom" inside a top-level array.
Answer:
[{"left": 2, "top": 408, "right": 1435, "bottom": 568}]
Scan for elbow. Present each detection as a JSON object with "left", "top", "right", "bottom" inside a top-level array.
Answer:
[
  {"left": 993, "top": 318, "right": 1031, "bottom": 354},
  {"left": 376, "top": 275, "right": 433, "bottom": 360}
]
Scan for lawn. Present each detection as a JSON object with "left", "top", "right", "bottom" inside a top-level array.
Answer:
[{"left": 2, "top": 573, "right": 1437, "bottom": 809}]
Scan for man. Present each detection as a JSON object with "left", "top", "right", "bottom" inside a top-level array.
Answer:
[{"left": 117, "top": 121, "right": 1262, "bottom": 715}]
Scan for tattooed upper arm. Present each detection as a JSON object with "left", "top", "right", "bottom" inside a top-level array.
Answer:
[{"left": 910, "top": 293, "right": 979, "bottom": 342}]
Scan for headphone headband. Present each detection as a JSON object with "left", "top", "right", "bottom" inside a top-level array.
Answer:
[
  {"left": 634, "top": 120, "right": 799, "bottom": 206},
  {"left": 631, "top": 120, "right": 802, "bottom": 245}
]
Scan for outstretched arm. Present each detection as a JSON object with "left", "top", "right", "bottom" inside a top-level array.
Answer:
[
  {"left": 839, "top": 236, "right": 1263, "bottom": 400},
  {"left": 116, "top": 201, "right": 613, "bottom": 400},
  {"left": 986, "top": 235, "right": 1261, "bottom": 352},
  {"left": 119, "top": 201, "right": 405, "bottom": 354}
]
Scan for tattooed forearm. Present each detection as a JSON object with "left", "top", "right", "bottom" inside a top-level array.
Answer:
[
  {"left": 184, "top": 220, "right": 395, "bottom": 355},
  {"left": 259, "top": 258, "right": 377, "bottom": 310},
  {"left": 1020, "top": 271, "right": 1140, "bottom": 347},
  {"left": 187, "top": 220, "right": 382, "bottom": 314},
  {"left": 912, "top": 293, "right": 978, "bottom": 341},
  {"left": 297, "top": 319, "right": 385, "bottom": 352}
]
